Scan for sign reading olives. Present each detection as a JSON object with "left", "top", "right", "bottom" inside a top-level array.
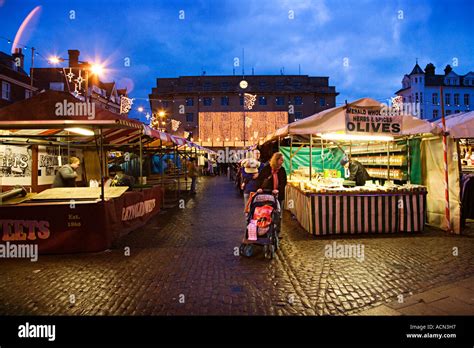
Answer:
[{"left": 345, "top": 107, "right": 402, "bottom": 135}]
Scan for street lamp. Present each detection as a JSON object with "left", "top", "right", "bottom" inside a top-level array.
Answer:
[{"left": 47, "top": 55, "right": 105, "bottom": 101}]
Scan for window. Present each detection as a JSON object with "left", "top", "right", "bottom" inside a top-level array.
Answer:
[
  {"left": 320, "top": 97, "right": 326, "bottom": 107},
  {"left": 409, "top": 95, "right": 412, "bottom": 103},
  {"left": 258, "top": 96, "right": 267, "bottom": 105},
  {"left": 455, "top": 110, "right": 460, "bottom": 114},
  {"left": 276, "top": 96, "right": 285, "bottom": 105},
  {"left": 259, "top": 81, "right": 267, "bottom": 88},
  {"left": 433, "top": 109, "right": 439, "bottom": 119},
  {"left": 420, "top": 92, "right": 423, "bottom": 103},
  {"left": 292, "top": 81, "right": 302, "bottom": 89},
  {"left": 221, "top": 82, "right": 229, "bottom": 90},
  {"left": 203, "top": 97, "right": 212, "bottom": 106},
  {"left": 186, "top": 113, "right": 194, "bottom": 122},
  {"left": 221, "top": 96, "right": 229, "bottom": 106},
  {"left": 239, "top": 96, "right": 244, "bottom": 106},
  {"left": 454, "top": 93, "right": 460, "bottom": 105},
  {"left": 415, "top": 93, "right": 419, "bottom": 103},
  {"left": 432, "top": 93, "right": 439, "bottom": 105},
  {"left": 25, "top": 89, "right": 33, "bottom": 99},
  {"left": 203, "top": 82, "right": 212, "bottom": 91},
  {"left": 446, "top": 110, "right": 452, "bottom": 116},
  {"left": 464, "top": 94, "right": 470, "bottom": 106},
  {"left": 1, "top": 81, "right": 11, "bottom": 100},
  {"left": 420, "top": 109, "right": 424, "bottom": 118},
  {"left": 162, "top": 101, "right": 169, "bottom": 107},
  {"left": 294, "top": 96, "right": 303, "bottom": 105},
  {"left": 276, "top": 81, "right": 284, "bottom": 89},
  {"left": 294, "top": 111, "right": 303, "bottom": 121},
  {"left": 186, "top": 83, "right": 193, "bottom": 91},
  {"left": 415, "top": 77, "right": 418, "bottom": 83},
  {"left": 420, "top": 77, "right": 423, "bottom": 84},
  {"left": 49, "top": 82, "right": 64, "bottom": 91},
  {"left": 185, "top": 98, "right": 194, "bottom": 106},
  {"left": 445, "top": 93, "right": 451, "bottom": 106}
]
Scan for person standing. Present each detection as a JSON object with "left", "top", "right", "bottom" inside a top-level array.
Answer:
[
  {"left": 187, "top": 158, "right": 198, "bottom": 194},
  {"left": 52, "top": 157, "right": 81, "bottom": 188},
  {"left": 340, "top": 157, "right": 371, "bottom": 186},
  {"left": 257, "top": 152, "right": 287, "bottom": 211}
]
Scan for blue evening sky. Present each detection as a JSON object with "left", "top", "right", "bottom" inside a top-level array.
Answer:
[{"left": 0, "top": 0, "right": 473, "bottom": 122}]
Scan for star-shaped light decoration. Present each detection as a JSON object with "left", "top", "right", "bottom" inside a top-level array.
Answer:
[
  {"left": 73, "top": 84, "right": 81, "bottom": 97},
  {"left": 66, "top": 68, "right": 75, "bottom": 82},
  {"left": 75, "top": 70, "right": 85, "bottom": 90}
]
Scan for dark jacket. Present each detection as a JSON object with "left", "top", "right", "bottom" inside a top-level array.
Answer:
[
  {"left": 52, "top": 164, "right": 78, "bottom": 188},
  {"left": 348, "top": 160, "right": 371, "bottom": 186},
  {"left": 241, "top": 168, "right": 259, "bottom": 194},
  {"left": 256, "top": 164, "right": 287, "bottom": 201}
]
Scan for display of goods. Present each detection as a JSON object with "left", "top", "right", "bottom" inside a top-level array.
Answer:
[
  {"left": 349, "top": 144, "right": 406, "bottom": 154},
  {"left": 367, "top": 168, "right": 406, "bottom": 180},
  {"left": 354, "top": 155, "right": 406, "bottom": 166}
]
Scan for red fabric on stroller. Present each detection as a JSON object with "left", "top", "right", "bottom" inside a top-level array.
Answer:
[{"left": 253, "top": 205, "right": 274, "bottom": 229}]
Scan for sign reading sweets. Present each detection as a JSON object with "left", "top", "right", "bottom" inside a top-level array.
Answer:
[{"left": 345, "top": 107, "right": 402, "bottom": 135}]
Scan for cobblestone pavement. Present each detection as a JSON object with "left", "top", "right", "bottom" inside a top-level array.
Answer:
[{"left": 0, "top": 176, "right": 473, "bottom": 315}]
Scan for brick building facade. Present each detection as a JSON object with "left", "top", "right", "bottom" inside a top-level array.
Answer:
[{"left": 149, "top": 74, "right": 338, "bottom": 139}]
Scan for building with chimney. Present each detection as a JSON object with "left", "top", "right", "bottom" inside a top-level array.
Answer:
[
  {"left": 395, "top": 62, "right": 474, "bottom": 120},
  {"left": 0, "top": 48, "right": 37, "bottom": 108},
  {"left": 148, "top": 74, "right": 338, "bottom": 139},
  {"left": 31, "top": 49, "right": 128, "bottom": 114}
]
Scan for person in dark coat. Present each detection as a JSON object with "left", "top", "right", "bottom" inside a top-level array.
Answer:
[
  {"left": 340, "top": 157, "right": 371, "bottom": 186},
  {"left": 52, "top": 157, "right": 80, "bottom": 188},
  {"left": 256, "top": 152, "right": 287, "bottom": 206}
]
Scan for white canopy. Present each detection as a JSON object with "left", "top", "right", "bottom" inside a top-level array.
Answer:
[
  {"left": 259, "top": 97, "right": 440, "bottom": 145},
  {"left": 434, "top": 111, "right": 474, "bottom": 138}
]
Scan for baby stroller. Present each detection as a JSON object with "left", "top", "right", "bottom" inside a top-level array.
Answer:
[{"left": 240, "top": 191, "right": 281, "bottom": 260}]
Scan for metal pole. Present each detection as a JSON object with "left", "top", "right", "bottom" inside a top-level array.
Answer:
[
  {"left": 387, "top": 141, "right": 391, "bottom": 181},
  {"left": 321, "top": 137, "right": 324, "bottom": 172},
  {"left": 99, "top": 127, "right": 105, "bottom": 201},
  {"left": 139, "top": 135, "right": 143, "bottom": 184},
  {"left": 243, "top": 95, "right": 246, "bottom": 148},
  {"left": 440, "top": 85, "right": 452, "bottom": 233},
  {"left": 407, "top": 137, "right": 411, "bottom": 184},
  {"left": 290, "top": 135, "right": 293, "bottom": 179},
  {"left": 309, "top": 134, "right": 313, "bottom": 182}
]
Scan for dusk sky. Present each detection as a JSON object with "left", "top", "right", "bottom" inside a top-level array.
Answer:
[{"left": 1, "top": 0, "right": 473, "bottom": 122}]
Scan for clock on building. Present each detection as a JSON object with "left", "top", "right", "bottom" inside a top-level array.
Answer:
[{"left": 239, "top": 80, "right": 248, "bottom": 89}]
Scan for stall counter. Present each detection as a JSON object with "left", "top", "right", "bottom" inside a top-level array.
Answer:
[
  {"left": 0, "top": 186, "right": 163, "bottom": 254},
  {"left": 286, "top": 184, "right": 427, "bottom": 236}
]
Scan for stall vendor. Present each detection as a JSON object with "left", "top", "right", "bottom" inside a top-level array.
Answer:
[
  {"left": 109, "top": 165, "right": 135, "bottom": 189},
  {"left": 340, "top": 157, "right": 371, "bottom": 186},
  {"left": 52, "top": 157, "right": 80, "bottom": 188}
]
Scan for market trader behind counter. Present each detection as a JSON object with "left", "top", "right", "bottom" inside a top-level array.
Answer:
[
  {"left": 340, "top": 157, "right": 371, "bottom": 186},
  {"left": 52, "top": 157, "right": 81, "bottom": 188}
]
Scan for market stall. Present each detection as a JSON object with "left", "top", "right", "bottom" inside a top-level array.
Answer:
[
  {"left": 259, "top": 97, "right": 440, "bottom": 236},
  {"left": 431, "top": 111, "right": 474, "bottom": 232},
  {"left": 0, "top": 90, "right": 164, "bottom": 253},
  {"left": 142, "top": 125, "right": 214, "bottom": 207}
]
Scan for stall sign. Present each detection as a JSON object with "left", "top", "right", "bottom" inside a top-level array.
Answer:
[
  {"left": 1, "top": 219, "right": 50, "bottom": 241},
  {"left": 345, "top": 107, "right": 402, "bottom": 135}
]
